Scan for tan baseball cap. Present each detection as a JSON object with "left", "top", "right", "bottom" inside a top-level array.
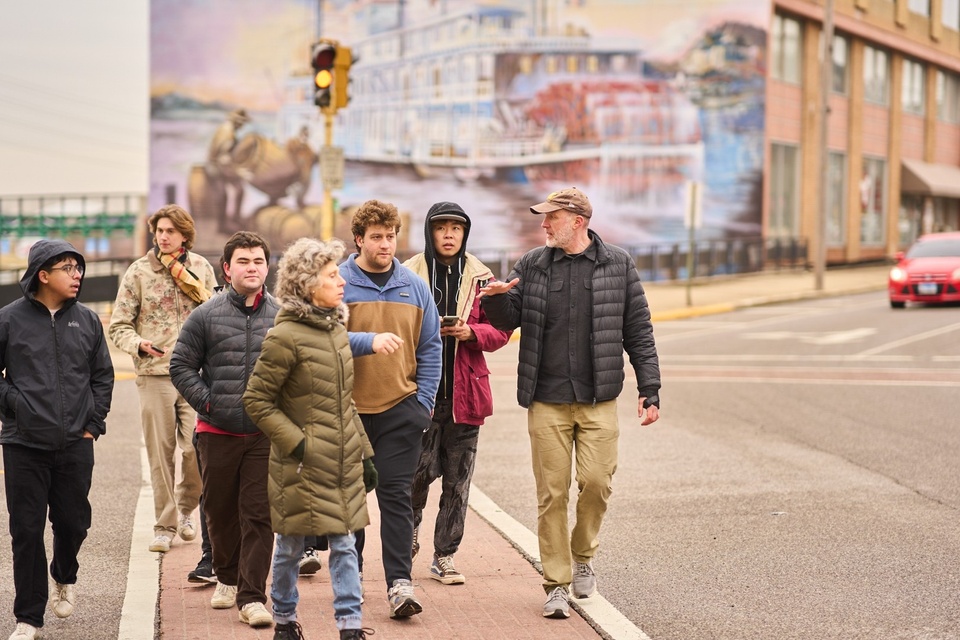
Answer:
[{"left": 529, "top": 187, "right": 592, "bottom": 218}]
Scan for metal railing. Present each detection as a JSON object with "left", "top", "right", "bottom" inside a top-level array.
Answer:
[{"left": 445, "top": 236, "right": 809, "bottom": 283}]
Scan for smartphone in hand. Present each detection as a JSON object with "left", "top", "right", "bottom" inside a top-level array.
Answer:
[{"left": 440, "top": 316, "right": 459, "bottom": 327}]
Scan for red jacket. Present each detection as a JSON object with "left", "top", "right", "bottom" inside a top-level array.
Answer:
[
  {"left": 453, "top": 289, "right": 512, "bottom": 425},
  {"left": 405, "top": 253, "right": 512, "bottom": 426}
]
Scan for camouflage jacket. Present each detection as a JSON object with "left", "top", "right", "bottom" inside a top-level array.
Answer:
[{"left": 109, "top": 250, "right": 217, "bottom": 376}]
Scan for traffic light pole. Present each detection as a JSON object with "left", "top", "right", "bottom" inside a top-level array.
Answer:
[{"left": 321, "top": 110, "right": 335, "bottom": 241}]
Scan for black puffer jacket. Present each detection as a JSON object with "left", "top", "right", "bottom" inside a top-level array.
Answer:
[
  {"left": 482, "top": 230, "right": 660, "bottom": 408},
  {"left": 170, "top": 286, "right": 279, "bottom": 434},
  {"left": 0, "top": 239, "right": 114, "bottom": 449}
]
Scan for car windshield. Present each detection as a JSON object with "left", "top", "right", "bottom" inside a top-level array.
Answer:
[{"left": 907, "top": 238, "right": 960, "bottom": 258}]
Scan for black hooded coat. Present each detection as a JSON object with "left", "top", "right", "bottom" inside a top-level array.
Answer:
[{"left": 0, "top": 239, "right": 114, "bottom": 449}]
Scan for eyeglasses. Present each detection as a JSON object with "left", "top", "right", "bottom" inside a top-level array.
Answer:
[{"left": 48, "top": 264, "right": 84, "bottom": 277}]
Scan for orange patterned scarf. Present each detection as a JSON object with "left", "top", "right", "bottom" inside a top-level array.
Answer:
[{"left": 157, "top": 247, "right": 211, "bottom": 305}]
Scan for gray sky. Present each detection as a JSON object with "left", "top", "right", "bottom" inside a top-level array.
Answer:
[{"left": 0, "top": 1, "right": 148, "bottom": 196}]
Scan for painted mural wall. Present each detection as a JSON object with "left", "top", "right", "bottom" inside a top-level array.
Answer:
[{"left": 150, "top": 0, "right": 768, "bottom": 257}]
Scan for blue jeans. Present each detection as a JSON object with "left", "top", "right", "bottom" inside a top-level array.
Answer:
[{"left": 271, "top": 532, "right": 362, "bottom": 630}]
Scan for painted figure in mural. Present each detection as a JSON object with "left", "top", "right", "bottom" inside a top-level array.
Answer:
[
  {"left": 108, "top": 205, "right": 218, "bottom": 583},
  {"left": 170, "top": 231, "right": 279, "bottom": 629},
  {"left": 1, "top": 240, "right": 114, "bottom": 640},
  {"left": 480, "top": 187, "right": 662, "bottom": 620},
  {"left": 403, "top": 201, "right": 512, "bottom": 585},
  {"left": 340, "top": 200, "right": 442, "bottom": 620},
  {"left": 243, "top": 237, "right": 377, "bottom": 640},
  {"left": 206, "top": 108, "right": 251, "bottom": 231}
]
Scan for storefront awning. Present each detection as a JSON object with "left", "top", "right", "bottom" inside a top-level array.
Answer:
[{"left": 901, "top": 158, "right": 960, "bottom": 198}]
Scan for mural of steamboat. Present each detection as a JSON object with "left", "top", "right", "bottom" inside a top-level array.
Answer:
[{"left": 280, "top": 4, "right": 704, "bottom": 216}]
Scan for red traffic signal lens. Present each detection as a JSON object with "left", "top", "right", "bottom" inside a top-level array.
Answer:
[
  {"left": 315, "top": 69, "right": 332, "bottom": 89},
  {"left": 311, "top": 44, "right": 335, "bottom": 70}
]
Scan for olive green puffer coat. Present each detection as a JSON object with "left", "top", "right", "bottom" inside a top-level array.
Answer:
[{"left": 243, "top": 305, "right": 374, "bottom": 536}]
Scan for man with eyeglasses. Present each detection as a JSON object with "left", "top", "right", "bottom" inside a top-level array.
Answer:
[{"left": 0, "top": 239, "right": 115, "bottom": 640}]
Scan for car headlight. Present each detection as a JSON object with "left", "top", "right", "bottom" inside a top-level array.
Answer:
[
  {"left": 952, "top": 267, "right": 960, "bottom": 281},
  {"left": 890, "top": 267, "right": 907, "bottom": 283}
]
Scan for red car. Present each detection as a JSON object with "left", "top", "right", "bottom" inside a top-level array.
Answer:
[{"left": 888, "top": 232, "right": 960, "bottom": 308}]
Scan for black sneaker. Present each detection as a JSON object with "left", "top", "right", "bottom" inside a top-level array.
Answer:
[
  {"left": 187, "top": 557, "right": 217, "bottom": 584},
  {"left": 340, "top": 628, "right": 375, "bottom": 640},
  {"left": 274, "top": 621, "right": 305, "bottom": 640},
  {"left": 298, "top": 548, "right": 322, "bottom": 575}
]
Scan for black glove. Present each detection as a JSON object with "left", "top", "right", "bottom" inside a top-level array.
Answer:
[
  {"left": 362, "top": 458, "right": 378, "bottom": 493},
  {"left": 292, "top": 439, "right": 305, "bottom": 462}
]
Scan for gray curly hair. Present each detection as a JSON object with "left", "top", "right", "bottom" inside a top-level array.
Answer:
[{"left": 275, "top": 237, "right": 346, "bottom": 318}]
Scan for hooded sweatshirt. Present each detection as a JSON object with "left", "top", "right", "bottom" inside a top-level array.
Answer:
[
  {"left": 0, "top": 239, "right": 114, "bottom": 449},
  {"left": 404, "top": 203, "right": 513, "bottom": 422},
  {"left": 418, "top": 202, "right": 471, "bottom": 399}
]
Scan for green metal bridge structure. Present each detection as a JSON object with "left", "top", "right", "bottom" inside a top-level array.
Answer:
[
  {"left": 0, "top": 193, "right": 143, "bottom": 240},
  {"left": 0, "top": 193, "right": 146, "bottom": 307}
]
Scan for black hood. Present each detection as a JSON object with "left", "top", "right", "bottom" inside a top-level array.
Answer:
[
  {"left": 423, "top": 201, "right": 471, "bottom": 267},
  {"left": 19, "top": 239, "right": 86, "bottom": 299}
]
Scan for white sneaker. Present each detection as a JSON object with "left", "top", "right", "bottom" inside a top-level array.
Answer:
[
  {"left": 571, "top": 561, "right": 597, "bottom": 598},
  {"left": 51, "top": 582, "right": 76, "bottom": 618},
  {"left": 178, "top": 515, "right": 197, "bottom": 541},
  {"left": 148, "top": 534, "right": 172, "bottom": 553},
  {"left": 542, "top": 586, "right": 570, "bottom": 619},
  {"left": 8, "top": 622, "right": 40, "bottom": 640},
  {"left": 238, "top": 601, "right": 272, "bottom": 628},
  {"left": 210, "top": 582, "right": 237, "bottom": 609}
]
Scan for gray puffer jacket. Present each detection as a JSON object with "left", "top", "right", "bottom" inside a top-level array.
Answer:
[
  {"left": 482, "top": 230, "right": 660, "bottom": 408},
  {"left": 170, "top": 286, "right": 280, "bottom": 434}
]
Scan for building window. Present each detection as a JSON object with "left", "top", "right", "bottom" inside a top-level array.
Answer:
[
  {"left": 936, "top": 70, "right": 960, "bottom": 123},
  {"left": 863, "top": 45, "right": 889, "bottom": 105},
  {"left": 902, "top": 59, "right": 926, "bottom": 115},
  {"left": 769, "top": 143, "right": 800, "bottom": 238},
  {"left": 860, "top": 157, "right": 886, "bottom": 246},
  {"left": 771, "top": 14, "right": 802, "bottom": 84},
  {"left": 827, "top": 152, "right": 847, "bottom": 245},
  {"left": 899, "top": 194, "right": 924, "bottom": 246},
  {"left": 832, "top": 34, "right": 849, "bottom": 94},
  {"left": 943, "top": 0, "right": 960, "bottom": 30},
  {"left": 908, "top": 0, "right": 930, "bottom": 16}
]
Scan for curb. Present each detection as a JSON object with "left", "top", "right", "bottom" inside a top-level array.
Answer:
[{"left": 651, "top": 283, "right": 887, "bottom": 322}]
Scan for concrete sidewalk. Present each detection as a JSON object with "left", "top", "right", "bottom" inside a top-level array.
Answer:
[{"left": 151, "top": 263, "right": 890, "bottom": 640}]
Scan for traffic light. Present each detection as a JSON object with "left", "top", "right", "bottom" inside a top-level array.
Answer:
[
  {"left": 334, "top": 44, "right": 353, "bottom": 109},
  {"left": 311, "top": 41, "right": 336, "bottom": 108}
]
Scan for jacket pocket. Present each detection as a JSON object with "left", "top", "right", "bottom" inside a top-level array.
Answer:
[
  {"left": 547, "top": 279, "right": 565, "bottom": 320},
  {"left": 464, "top": 364, "right": 493, "bottom": 420}
]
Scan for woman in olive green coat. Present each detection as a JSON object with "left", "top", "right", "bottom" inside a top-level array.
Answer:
[{"left": 243, "top": 237, "right": 376, "bottom": 640}]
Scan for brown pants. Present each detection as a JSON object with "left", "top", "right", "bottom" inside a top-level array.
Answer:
[
  {"left": 197, "top": 431, "right": 272, "bottom": 608},
  {"left": 135, "top": 375, "right": 201, "bottom": 535}
]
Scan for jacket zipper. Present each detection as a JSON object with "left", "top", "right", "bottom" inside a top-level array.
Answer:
[{"left": 52, "top": 313, "right": 65, "bottom": 449}]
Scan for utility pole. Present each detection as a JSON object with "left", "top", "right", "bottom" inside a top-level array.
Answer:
[{"left": 815, "top": 0, "right": 835, "bottom": 290}]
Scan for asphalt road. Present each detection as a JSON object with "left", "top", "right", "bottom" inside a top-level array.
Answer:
[{"left": 473, "top": 290, "right": 960, "bottom": 640}]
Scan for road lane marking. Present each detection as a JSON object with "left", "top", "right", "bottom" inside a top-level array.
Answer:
[
  {"left": 856, "top": 321, "right": 960, "bottom": 356},
  {"left": 742, "top": 327, "right": 877, "bottom": 344},
  {"left": 663, "top": 354, "right": 915, "bottom": 363},
  {"left": 118, "top": 440, "right": 157, "bottom": 640},
  {"left": 469, "top": 485, "right": 653, "bottom": 640},
  {"left": 663, "top": 365, "right": 960, "bottom": 383},
  {"left": 667, "top": 376, "right": 960, "bottom": 386}
]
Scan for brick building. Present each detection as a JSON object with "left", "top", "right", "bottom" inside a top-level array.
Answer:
[{"left": 767, "top": 0, "right": 960, "bottom": 264}]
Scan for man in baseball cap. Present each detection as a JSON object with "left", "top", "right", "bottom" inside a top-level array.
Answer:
[
  {"left": 481, "top": 184, "right": 661, "bottom": 620},
  {"left": 530, "top": 187, "right": 592, "bottom": 218}
]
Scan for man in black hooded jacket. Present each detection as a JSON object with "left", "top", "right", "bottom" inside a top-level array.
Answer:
[{"left": 0, "top": 239, "right": 114, "bottom": 640}]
